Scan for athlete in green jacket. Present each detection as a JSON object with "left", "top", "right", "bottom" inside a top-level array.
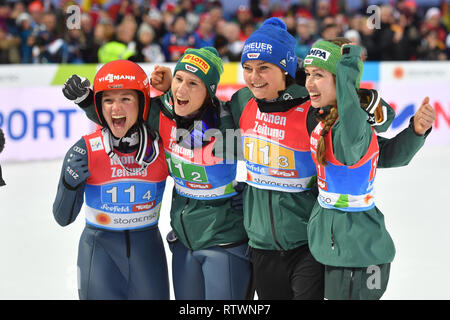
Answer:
[
  {"left": 304, "top": 38, "right": 435, "bottom": 299},
  {"left": 62, "top": 48, "right": 251, "bottom": 300},
  {"left": 225, "top": 19, "right": 432, "bottom": 300}
]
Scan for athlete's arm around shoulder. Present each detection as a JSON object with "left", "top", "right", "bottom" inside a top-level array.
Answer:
[{"left": 224, "top": 87, "right": 254, "bottom": 128}]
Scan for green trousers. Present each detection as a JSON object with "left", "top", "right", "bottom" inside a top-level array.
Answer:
[{"left": 324, "top": 263, "right": 390, "bottom": 300}]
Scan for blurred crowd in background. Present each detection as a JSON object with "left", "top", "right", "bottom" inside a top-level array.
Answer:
[{"left": 1, "top": 0, "right": 449, "bottom": 64}]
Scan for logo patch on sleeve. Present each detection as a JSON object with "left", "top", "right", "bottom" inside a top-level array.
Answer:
[{"left": 89, "top": 137, "right": 104, "bottom": 151}]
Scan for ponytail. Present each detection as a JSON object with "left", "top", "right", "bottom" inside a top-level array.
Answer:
[{"left": 315, "top": 105, "right": 338, "bottom": 166}]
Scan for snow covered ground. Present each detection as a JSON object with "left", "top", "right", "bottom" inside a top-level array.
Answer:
[{"left": 0, "top": 145, "right": 449, "bottom": 300}]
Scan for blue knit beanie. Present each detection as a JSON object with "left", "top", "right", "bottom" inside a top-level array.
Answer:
[{"left": 241, "top": 17, "right": 297, "bottom": 78}]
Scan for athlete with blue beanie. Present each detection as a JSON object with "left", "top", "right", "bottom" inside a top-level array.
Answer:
[
  {"left": 225, "top": 18, "right": 432, "bottom": 299},
  {"left": 62, "top": 47, "right": 251, "bottom": 300},
  {"left": 53, "top": 60, "right": 170, "bottom": 299},
  {"left": 112, "top": 17, "right": 431, "bottom": 300}
]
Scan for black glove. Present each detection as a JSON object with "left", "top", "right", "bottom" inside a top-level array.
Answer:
[
  {"left": 0, "top": 128, "right": 5, "bottom": 186},
  {"left": 359, "top": 89, "right": 387, "bottom": 127},
  {"left": 231, "top": 182, "right": 247, "bottom": 211},
  {"left": 0, "top": 127, "right": 5, "bottom": 154},
  {"left": 62, "top": 145, "right": 90, "bottom": 189},
  {"left": 62, "top": 75, "right": 91, "bottom": 104}
]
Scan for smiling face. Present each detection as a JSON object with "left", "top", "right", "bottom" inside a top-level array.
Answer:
[
  {"left": 305, "top": 66, "right": 337, "bottom": 108},
  {"left": 242, "top": 60, "right": 286, "bottom": 100},
  {"left": 171, "top": 70, "right": 208, "bottom": 117},
  {"left": 101, "top": 89, "right": 139, "bottom": 138}
]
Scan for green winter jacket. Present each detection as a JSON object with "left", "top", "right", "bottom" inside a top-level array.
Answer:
[
  {"left": 78, "top": 91, "right": 247, "bottom": 251},
  {"left": 224, "top": 65, "right": 427, "bottom": 253},
  {"left": 225, "top": 84, "right": 317, "bottom": 251},
  {"left": 307, "top": 45, "right": 430, "bottom": 267}
]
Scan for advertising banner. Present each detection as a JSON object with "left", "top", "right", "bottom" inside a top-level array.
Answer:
[
  {"left": 0, "top": 61, "right": 449, "bottom": 162},
  {"left": 379, "top": 62, "right": 450, "bottom": 145},
  {"left": 0, "top": 87, "right": 95, "bottom": 162}
]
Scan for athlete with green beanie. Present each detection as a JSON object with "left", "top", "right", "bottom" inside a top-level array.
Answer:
[
  {"left": 305, "top": 38, "right": 435, "bottom": 299},
  {"left": 62, "top": 47, "right": 251, "bottom": 300},
  {"left": 148, "top": 20, "right": 431, "bottom": 301}
]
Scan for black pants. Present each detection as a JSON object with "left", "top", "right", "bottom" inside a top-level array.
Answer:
[{"left": 250, "top": 244, "right": 324, "bottom": 300}]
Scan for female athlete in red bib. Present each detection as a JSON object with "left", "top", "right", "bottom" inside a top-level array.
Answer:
[{"left": 53, "top": 60, "right": 170, "bottom": 299}]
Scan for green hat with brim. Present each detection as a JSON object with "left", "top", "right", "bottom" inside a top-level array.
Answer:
[{"left": 303, "top": 40, "right": 363, "bottom": 89}]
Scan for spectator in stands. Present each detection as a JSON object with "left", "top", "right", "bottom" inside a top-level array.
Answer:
[
  {"left": 16, "top": 12, "right": 33, "bottom": 63},
  {"left": 28, "top": 0, "right": 44, "bottom": 29},
  {"left": 177, "top": 0, "right": 200, "bottom": 34},
  {"left": 235, "top": 5, "right": 253, "bottom": 27},
  {"left": 315, "top": 0, "right": 331, "bottom": 25},
  {"left": 144, "top": 9, "right": 166, "bottom": 43},
  {"left": 98, "top": 14, "right": 137, "bottom": 63},
  {"left": 161, "top": 14, "right": 199, "bottom": 62},
  {"left": 207, "top": 3, "right": 224, "bottom": 31},
  {"left": 371, "top": 5, "right": 399, "bottom": 60},
  {"left": 32, "top": 11, "right": 65, "bottom": 63},
  {"left": 78, "top": 13, "right": 97, "bottom": 63},
  {"left": 394, "top": 0, "right": 421, "bottom": 60},
  {"left": 422, "top": 8, "right": 446, "bottom": 40},
  {"left": 359, "top": 16, "right": 378, "bottom": 61},
  {"left": 194, "top": 13, "right": 215, "bottom": 48},
  {"left": 222, "top": 22, "right": 242, "bottom": 62},
  {"left": 64, "top": 28, "right": 85, "bottom": 63},
  {"left": 92, "top": 17, "right": 114, "bottom": 63},
  {"left": 134, "top": 22, "right": 165, "bottom": 63},
  {"left": 284, "top": 13, "right": 297, "bottom": 37},
  {"left": 0, "top": 25, "right": 20, "bottom": 64},
  {"left": 417, "top": 29, "right": 448, "bottom": 60},
  {"left": 319, "top": 16, "right": 341, "bottom": 40},
  {"left": 295, "top": 17, "right": 317, "bottom": 60},
  {"left": 0, "top": 0, "right": 448, "bottom": 63},
  {"left": 344, "top": 29, "right": 367, "bottom": 60},
  {"left": 240, "top": 21, "right": 255, "bottom": 42},
  {"left": 213, "top": 33, "right": 230, "bottom": 62}
]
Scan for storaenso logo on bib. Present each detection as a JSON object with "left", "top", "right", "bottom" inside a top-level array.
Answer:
[{"left": 307, "top": 48, "right": 331, "bottom": 61}]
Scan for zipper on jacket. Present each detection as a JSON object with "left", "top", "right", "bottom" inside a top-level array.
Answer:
[
  {"left": 330, "top": 215, "right": 335, "bottom": 250},
  {"left": 268, "top": 190, "right": 285, "bottom": 254},
  {"left": 180, "top": 198, "right": 193, "bottom": 252},
  {"left": 348, "top": 268, "right": 355, "bottom": 300},
  {"left": 124, "top": 230, "right": 131, "bottom": 258}
]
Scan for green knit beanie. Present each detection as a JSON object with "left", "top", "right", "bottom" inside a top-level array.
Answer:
[
  {"left": 174, "top": 47, "right": 224, "bottom": 98},
  {"left": 303, "top": 40, "right": 363, "bottom": 89}
]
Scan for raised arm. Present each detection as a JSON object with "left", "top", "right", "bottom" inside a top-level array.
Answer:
[{"left": 332, "top": 44, "right": 373, "bottom": 166}]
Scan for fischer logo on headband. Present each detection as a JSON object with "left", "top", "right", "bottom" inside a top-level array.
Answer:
[
  {"left": 307, "top": 48, "right": 331, "bottom": 61},
  {"left": 181, "top": 54, "right": 210, "bottom": 74}
]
